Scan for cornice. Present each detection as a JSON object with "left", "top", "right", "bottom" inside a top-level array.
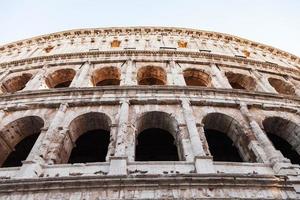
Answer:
[
  {"left": 0, "top": 86, "right": 299, "bottom": 113},
  {"left": 0, "top": 26, "right": 299, "bottom": 65}
]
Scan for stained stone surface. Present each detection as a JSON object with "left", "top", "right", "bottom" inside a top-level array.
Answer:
[{"left": 0, "top": 27, "right": 299, "bottom": 199}]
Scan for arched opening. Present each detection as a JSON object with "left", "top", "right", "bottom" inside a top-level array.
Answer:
[
  {"left": 135, "top": 111, "right": 180, "bottom": 161},
  {"left": 2, "top": 134, "right": 39, "bottom": 167},
  {"left": 137, "top": 66, "right": 167, "bottom": 85},
  {"left": 65, "top": 112, "right": 111, "bottom": 164},
  {"left": 183, "top": 69, "right": 211, "bottom": 87},
  {"left": 203, "top": 113, "right": 256, "bottom": 162},
  {"left": 225, "top": 72, "right": 256, "bottom": 91},
  {"left": 92, "top": 67, "right": 120, "bottom": 86},
  {"left": 1, "top": 73, "right": 32, "bottom": 93},
  {"left": 45, "top": 69, "right": 76, "bottom": 88},
  {"left": 0, "top": 116, "right": 44, "bottom": 167},
  {"left": 268, "top": 78, "right": 295, "bottom": 95},
  {"left": 263, "top": 117, "right": 300, "bottom": 165}
]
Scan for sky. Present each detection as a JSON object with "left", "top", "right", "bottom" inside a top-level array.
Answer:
[{"left": 0, "top": 0, "right": 299, "bottom": 56}]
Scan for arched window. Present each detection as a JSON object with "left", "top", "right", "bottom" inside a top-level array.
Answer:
[
  {"left": 268, "top": 78, "right": 295, "bottom": 95},
  {"left": 135, "top": 111, "right": 180, "bottom": 161},
  {"left": 45, "top": 69, "right": 76, "bottom": 88},
  {"left": 137, "top": 66, "right": 167, "bottom": 85},
  {"left": 66, "top": 112, "right": 111, "bottom": 164},
  {"left": 0, "top": 116, "right": 44, "bottom": 167},
  {"left": 263, "top": 117, "right": 300, "bottom": 165},
  {"left": 92, "top": 67, "right": 120, "bottom": 86},
  {"left": 1, "top": 73, "right": 32, "bottom": 93},
  {"left": 183, "top": 69, "right": 211, "bottom": 87},
  {"left": 203, "top": 113, "right": 256, "bottom": 162},
  {"left": 225, "top": 72, "right": 256, "bottom": 91}
]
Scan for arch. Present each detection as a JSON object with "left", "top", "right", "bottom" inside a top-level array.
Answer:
[
  {"left": 137, "top": 66, "right": 167, "bottom": 85},
  {"left": 225, "top": 72, "right": 256, "bottom": 91},
  {"left": 263, "top": 117, "right": 300, "bottom": 164},
  {"left": 202, "top": 112, "right": 255, "bottom": 162},
  {"left": 135, "top": 111, "right": 180, "bottom": 161},
  {"left": 92, "top": 67, "right": 121, "bottom": 86},
  {"left": 1, "top": 73, "right": 32, "bottom": 93},
  {"left": 268, "top": 77, "right": 295, "bottom": 95},
  {"left": 0, "top": 116, "right": 44, "bottom": 167},
  {"left": 65, "top": 112, "right": 111, "bottom": 164},
  {"left": 183, "top": 69, "right": 211, "bottom": 87},
  {"left": 45, "top": 68, "right": 76, "bottom": 88}
]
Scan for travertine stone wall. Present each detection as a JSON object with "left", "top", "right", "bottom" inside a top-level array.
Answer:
[{"left": 0, "top": 27, "right": 299, "bottom": 199}]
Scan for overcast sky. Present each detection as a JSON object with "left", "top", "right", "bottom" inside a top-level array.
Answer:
[{"left": 0, "top": 0, "right": 299, "bottom": 56}]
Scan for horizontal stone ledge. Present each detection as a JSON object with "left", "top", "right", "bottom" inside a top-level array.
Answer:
[{"left": 0, "top": 174, "right": 292, "bottom": 193}]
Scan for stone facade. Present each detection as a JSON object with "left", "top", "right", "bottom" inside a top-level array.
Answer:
[{"left": 0, "top": 27, "right": 299, "bottom": 199}]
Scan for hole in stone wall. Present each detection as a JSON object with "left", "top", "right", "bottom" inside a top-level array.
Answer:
[
  {"left": 92, "top": 67, "right": 120, "bottom": 86},
  {"left": 135, "top": 111, "right": 180, "bottom": 161},
  {"left": 2, "top": 134, "right": 39, "bottom": 167},
  {"left": 137, "top": 66, "right": 167, "bottom": 85},
  {"left": 68, "top": 129, "right": 110, "bottom": 163},
  {"left": 268, "top": 77, "right": 295, "bottom": 95},
  {"left": 225, "top": 72, "right": 256, "bottom": 91},
  {"left": 204, "top": 129, "right": 242, "bottom": 162},
  {"left": 63, "top": 112, "right": 112, "bottom": 164},
  {"left": 183, "top": 69, "right": 211, "bottom": 87},
  {"left": 0, "top": 116, "right": 44, "bottom": 167},
  {"left": 135, "top": 128, "right": 179, "bottom": 161},
  {"left": 1, "top": 73, "right": 32, "bottom": 93},
  {"left": 266, "top": 133, "right": 300, "bottom": 165},
  {"left": 45, "top": 69, "right": 76, "bottom": 88},
  {"left": 203, "top": 112, "right": 256, "bottom": 162},
  {"left": 263, "top": 117, "right": 300, "bottom": 165}
]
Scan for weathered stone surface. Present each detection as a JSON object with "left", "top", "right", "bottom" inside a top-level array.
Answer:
[{"left": 0, "top": 27, "right": 299, "bottom": 199}]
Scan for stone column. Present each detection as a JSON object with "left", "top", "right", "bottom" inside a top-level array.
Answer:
[
  {"left": 121, "top": 59, "right": 135, "bottom": 86},
  {"left": 197, "top": 123, "right": 211, "bottom": 156},
  {"left": 250, "top": 69, "right": 277, "bottom": 93},
  {"left": 210, "top": 63, "right": 231, "bottom": 88},
  {"left": 23, "top": 66, "right": 47, "bottom": 91},
  {"left": 239, "top": 103, "right": 288, "bottom": 166},
  {"left": 39, "top": 103, "right": 69, "bottom": 164},
  {"left": 70, "top": 61, "right": 92, "bottom": 87},
  {"left": 108, "top": 99, "right": 129, "bottom": 175},
  {"left": 170, "top": 60, "right": 186, "bottom": 86},
  {"left": 181, "top": 98, "right": 214, "bottom": 173}
]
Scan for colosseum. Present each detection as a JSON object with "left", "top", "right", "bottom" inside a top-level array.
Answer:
[{"left": 0, "top": 26, "right": 299, "bottom": 199}]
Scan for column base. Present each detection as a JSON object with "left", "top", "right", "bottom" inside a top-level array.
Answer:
[
  {"left": 108, "top": 156, "right": 128, "bottom": 176},
  {"left": 194, "top": 156, "right": 215, "bottom": 174}
]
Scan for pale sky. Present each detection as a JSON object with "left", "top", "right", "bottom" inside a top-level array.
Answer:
[{"left": 0, "top": 0, "right": 299, "bottom": 56}]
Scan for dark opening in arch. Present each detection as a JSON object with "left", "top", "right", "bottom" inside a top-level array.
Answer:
[
  {"left": 1, "top": 73, "right": 32, "bottom": 93},
  {"left": 204, "top": 129, "right": 242, "bottom": 162},
  {"left": 54, "top": 81, "right": 72, "bottom": 88},
  {"left": 68, "top": 129, "right": 110, "bottom": 163},
  {"left": 45, "top": 68, "right": 76, "bottom": 88},
  {"left": 266, "top": 132, "right": 300, "bottom": 165},
  {"left": 137, "top": 66, "right": 167, "bottom": 85},
  {"left": 183, "top": 69, "right": 211, "bottom": 87},
  {"left": 2, "top": 134, "right": 39, "bottom": 167},
  {"left": 202, "top": 112, "right": 256, "bottom": 162},
  {"left": 135, "top": 128, "right": 179, "bottom": 161},
  {"left": 92, "top": 67, "right": 121, "bottom": 86},
  {"left": 225, "top": 72, "right": 256, "bottom": 91},
  {"left": 263, "top": 117, "right": 300, "bottom": 165}
]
